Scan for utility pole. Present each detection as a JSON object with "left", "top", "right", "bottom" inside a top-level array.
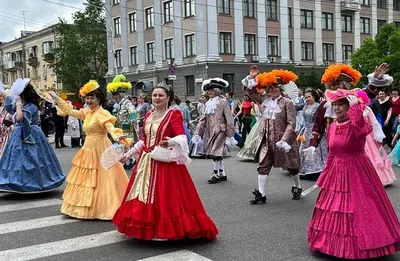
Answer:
[{"left": 21, "top": 11, "right": 27, "bottom": 31}]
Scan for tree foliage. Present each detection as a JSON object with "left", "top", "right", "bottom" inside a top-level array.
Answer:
[
  {"left": 51, "top": 0, "right": 107, "bottom": 96},
  {"left": 351, "top": 23, "right": 400, "bottom": 87}
]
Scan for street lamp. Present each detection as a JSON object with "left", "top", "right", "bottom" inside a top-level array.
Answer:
[{"left": 83, "top": 2, "right": 117, "bottom": 76}]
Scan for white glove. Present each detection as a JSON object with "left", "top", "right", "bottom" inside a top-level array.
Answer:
[
  {"left": 276, "top": 141, "right": 292, "bottom": 153},
  {"left": 347, "top": 95, "right": 359, "bottom": 107},
  {"left": 302, "top": 146, "right": 316, "bottom": 161},
  {"left": 14, "top": 96, "right": 22, "bottom": 105},
  {"left": 49, "top": 91, "right": 58, "bottom": 100},
  {"left": 248, "top": 79, "right": 257, "bottom": 88},
  {"left": 191, "top": 135, "right": 201, "bottom": 143}
]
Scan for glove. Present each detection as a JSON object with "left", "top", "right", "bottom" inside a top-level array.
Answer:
[
  {"left": 302, "top": 146, "right": 316, "bottom": 161},
  {"left": 14, "top": 96, "right": 22, "bottom": 105},
  {"left": 276, "top": 141, "right": 291, "bottom": 153},
  {"left": 347, "top": 95, "right": 358, "bottom": 107},
  {"left": 49, "top": 91, "right": 59, "bottom": 100}
]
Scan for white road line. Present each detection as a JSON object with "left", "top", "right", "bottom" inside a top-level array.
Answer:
[
  {"left": 0, "top": 230, "right": 129, "bottom": 261},
  {"left": 0, "top": 199, "right": 62, "bottom": 213},
  {"left": 0, "top": 215, "right": 79, "bottom": 234},
  {"left": 138, "top": 250, "right": 213, "bottom": 261}
]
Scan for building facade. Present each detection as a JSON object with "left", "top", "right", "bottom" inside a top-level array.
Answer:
[
  {"left": 0, "top": 26, "right": 58, "bottom": 90},
  {"left": 106, "top": 0, "right": 400, "bottom": 99}
]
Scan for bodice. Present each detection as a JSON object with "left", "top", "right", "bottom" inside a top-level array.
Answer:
[
  {"left": 328, "top": 121, "right": 366, "bottom": 156},
  {"left": 83, "top": 108, "right": 107, "bottom": 135},
  {"left": 303, "top": 103, "right": 319, "bottom": 126},
  {"left": 14, "top": 104, "right": 39, "bottom": 127}
]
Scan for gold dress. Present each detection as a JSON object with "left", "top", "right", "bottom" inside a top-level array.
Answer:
[{"left": 55, "top": 97, "right": 129, "bottom": 220}]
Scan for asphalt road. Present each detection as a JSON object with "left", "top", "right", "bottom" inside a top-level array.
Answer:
[{"left": 0, "top": 139, "right": 399, "bottom": 261}]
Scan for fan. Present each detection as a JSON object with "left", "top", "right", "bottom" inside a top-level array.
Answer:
[
  {"left": 282, "top": 81, "right": 299, "bottom": 102},
  {"left": 33, "top": 86, "right": 54, "bottom": 103},
  {"left": 100, "top": 144, "right": 125, "bottom": 170}
]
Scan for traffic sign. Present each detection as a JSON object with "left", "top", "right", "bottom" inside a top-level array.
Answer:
[{"left": 168, "top": 64, "right": 176, "bottom": 74}]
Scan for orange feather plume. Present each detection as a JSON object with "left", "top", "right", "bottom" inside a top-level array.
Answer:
[
  {"left": 270, "top": 70, "right": 298, "bottom": 84},
  {"left": 321, "top": 64, "right": 362, "bottom": 85}
]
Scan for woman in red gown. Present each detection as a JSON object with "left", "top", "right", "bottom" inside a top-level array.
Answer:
[{"left": 112, "top": 82, "right": 218, "bottom": 240}]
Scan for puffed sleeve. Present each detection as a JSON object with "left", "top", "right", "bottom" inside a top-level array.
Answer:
[
  {"left": 348, "top": 104, "right": 372, "bottom": 139},
  {"left": 5, "top": 96, "right": 15, "bottom": 115},
  {"left": 54, "top": 97, "right": 86, "bottom": 120},
  {"left": 364, "top": 106, "right": 385, "bottom": 142},
  {"left": 97, "top": 108, "right": 125, "bottom": 141},
  {"left": 280, "top": 99, "right": 297, "bottom": 145},
  {"left": 21, "top": 104, "right": 36, "bottom": 144},
  {"left": 167, "top": 110, "right": 191, "bottom": 164}
]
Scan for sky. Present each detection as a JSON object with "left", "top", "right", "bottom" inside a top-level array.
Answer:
[{"left": 0, "top": 0, "right": 85, "bottom": 43}]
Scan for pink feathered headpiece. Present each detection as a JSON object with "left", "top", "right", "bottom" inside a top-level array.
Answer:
[{"left": 325, "top": 88, "right": 369, "bottom": 104}]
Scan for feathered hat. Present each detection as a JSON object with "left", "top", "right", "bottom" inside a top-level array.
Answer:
[
  {"left": 255, "top": 70, "right": 298, "bottom": 93},
  {"left": 106, "top": 74, "right": 132, "bottom": 94},
  {"left": 321, "top": 64, "right": 362, "bottom": 87},
  {"left": 367, "top": 73, "right": 393, "bottom": 87},
  {"left": 201, "top": 78, "right": 229, "bottom": 92},
  {"left": 79, "top": 80, "right": 100, "bottom": 97}
]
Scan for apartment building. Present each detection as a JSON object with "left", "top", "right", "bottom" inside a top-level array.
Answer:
[
  {"left": 107, "top": 0, "right": 400, "bottom": 98},
  {"left": 0, "top": 26, "right": 58, "bottom": 90}
]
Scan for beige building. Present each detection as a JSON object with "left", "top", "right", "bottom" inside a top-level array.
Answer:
[
  {"left": 0, "top": 26, "right": 58, "bottom": 90},
  {"left": 106, "top": 0, "right": 400, "bottom": 98}
]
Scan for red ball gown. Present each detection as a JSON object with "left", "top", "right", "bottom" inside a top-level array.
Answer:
[
  {"left": 113, "top": 109, "right": 218, "bottom": 240},
  {"left": 308, "top": 104, "right": 400, "bottom": 259}
]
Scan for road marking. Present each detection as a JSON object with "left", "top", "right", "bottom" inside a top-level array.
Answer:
[
  {"left": 0, "top": 230, "right": 129, "bottom": 261},
  {"left": 0, "top": 215, "right": 79, "bottom": 234},
  {"left": 137, "top": 250, "right": 213, "bottom": 261},
  {"left": 0, "top": 199, "right": 62, "bottom": 213}
]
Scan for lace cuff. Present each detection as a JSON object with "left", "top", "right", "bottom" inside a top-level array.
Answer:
[
  {"left": 126, "top": 140, "right": 144, "bottom": 158},
  {"left": 168, "top": 135, "right": 191, "bottom": 165}
]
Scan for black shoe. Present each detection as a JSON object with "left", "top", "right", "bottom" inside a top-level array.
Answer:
[
  {"left": 61, "top": 145, "right": 69, "bottom": 148},
  {"left": 250, "top": 189, "right": 267, "bottom": 205},
  {"left": 207, "top": 176, "right": 220, "bottom": 184},
  {"left": 291, "top": 186, "right": 302, "bottom": 200},
  {"left": 55, "top": 145, "right": 60, "bottom": 149},
  {"left": 218, "top": 175, "right": 227, "bottom": 181}
]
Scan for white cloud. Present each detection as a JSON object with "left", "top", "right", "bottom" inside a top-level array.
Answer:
[{"left": 0, "top": 0, "right": 85, "bottom": 42}]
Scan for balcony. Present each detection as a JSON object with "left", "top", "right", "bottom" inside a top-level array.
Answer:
[
  {"left": 3, "top": 61, "right": 23, "bottom": 70},
  {"left": 28, "top": 57, "right": 39, "bottom": 67},
  {"left": 340, "top": 0, "right": 361, "bottom": 11},
  {"left": 43, "top": 53, "right": 55, "bottom": 63}
]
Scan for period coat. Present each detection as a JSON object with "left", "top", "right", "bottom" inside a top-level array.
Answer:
[
  {"left": 194, "top": 97, "right": 235, "bottom": 158},
  {"left": 247, "top": 88, "right": 300, "bottom": 170}
]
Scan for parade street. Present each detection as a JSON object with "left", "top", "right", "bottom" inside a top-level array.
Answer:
[{"left": 0, "top": 140, "right": 399, "bottom": 261}]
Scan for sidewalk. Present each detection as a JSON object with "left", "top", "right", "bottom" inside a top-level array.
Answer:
[{"left": 47, "top": 134, "right": 71, "bottom": 144}]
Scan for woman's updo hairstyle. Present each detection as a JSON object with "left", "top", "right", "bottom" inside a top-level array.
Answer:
[{"left": 153, "top": 82, "right": 174, "bottom": 107}]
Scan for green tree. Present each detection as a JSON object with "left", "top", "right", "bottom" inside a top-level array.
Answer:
[
  {"left": 51, "top": 0, "right": 107, "bottom": 97},
  {"left": 351, "top": 23, "right": 400, "bottom": 86}
]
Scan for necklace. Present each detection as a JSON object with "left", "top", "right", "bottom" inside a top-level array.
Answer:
[{"left": 152, "top": 110, "right": 167, "bottom": 120}]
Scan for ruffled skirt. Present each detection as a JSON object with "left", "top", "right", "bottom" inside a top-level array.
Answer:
[
  {"left": 237, "top": 119, "right": 262, "bottom": 161},
  {"left": 113, "top": 155, "right": 218, "bottom": 240},
  {"left": 61, "top": 134, "right": 129, "bottom": 220},
  {"left": 308, "top": 152, "right": 400, "bottom": 259}
]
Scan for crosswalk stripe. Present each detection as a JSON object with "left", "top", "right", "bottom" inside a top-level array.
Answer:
[
  {"left": 0, "top": 230, "right": 129, "bottom": 261},
  {"left": 137, "top": 250, "right": 213, "bottom": 261},
  {"left": 0, "top": 199, "right": 62, "bottom": 213},
  {"left": 0, "top": 215, "right": 79, "bottom": 235}
]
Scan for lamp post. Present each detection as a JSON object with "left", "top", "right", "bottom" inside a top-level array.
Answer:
[{"left": 83, "top": 2, "right": 117, "bottom": 76}]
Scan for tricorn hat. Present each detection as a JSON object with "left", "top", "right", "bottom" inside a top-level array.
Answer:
[{"left": 201, "top": 78, "right": 229, "bottom": 92}]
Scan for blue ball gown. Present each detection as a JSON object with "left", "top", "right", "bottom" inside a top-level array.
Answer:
[{"left": 0, "top": 96, "right": 65, "bottom": 193}]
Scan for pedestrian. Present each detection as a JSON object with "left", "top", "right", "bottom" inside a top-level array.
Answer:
[
  {"left": 0, "top": 82, "right": 13, "bottom": 158},
  {"left": 192, "top": 78, "right": 235, "bottom": 184},
  {"left": 67, "top": 104, "right": 81, "bottom": 148},
  {"left": 113, "top": 82, "right": 218, "bottom": 240},
  {"left": 50, "top": 80, "right": 129, "bottom": 220},
  {"left": 0, "top": 78, "right": 65, "bottom": 193},
  {"left": 308, "top": 89, "right": 400, "bottom": 259}
]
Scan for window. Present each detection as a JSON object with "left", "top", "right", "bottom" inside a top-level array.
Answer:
[
  {"left": 322, "top": 13, "right": 333, "bottom": 30},
  {"left": 42, "top": 41, "right": 53, "bottom": 54},
  {"left": 301, "top": 42, "right": 314, "bottom": 60},
  {"left": 395, "top": 0, "right": 400, "bottom": 10},
  {"left": 146, "top": 42, "right": 155, "bottom": 63},
  {"left": 396, "top": 22, "right": 400, "bottom": 29},
  {"left": 163, "top": 1, "right": 173, "bottom": 23},
  {"left": 130, "top": 46, "right": 137, "bottom": 65},
  {"left": 184, "top": 0, "right": 195, "bottom": 17},
  {"left": 360, "top": 17, "right": 370, "bottom": 34},
  {"left": 164, "top": 38, "right": 174, "bottom": 60},
  {"left": 301, "top": 10, "right": 313, "bottom": 29},
  {"left": 186, "top": 75, "right": 195, "bottom": 95},
  {"left": 377, "top": 20, "right": 386, "bottom": 34},
  {"left": 112, "top": 0, "right": 120, "bottom": 5},
  {"left": 244, "top": 34, "right": 256, "bottom": 55},
  {"left": 266, "top": 0, "right": 277, "bottom": 20},
  {"left": 218, "top": 0, "right": 230, "bottom": 15},
  {"left": 341, "top": 15, "right": 352, "bottom": 32},
  {"left": 243, "top": 0, "right": 255, "bottom": 18},
  {"left": 185, "top": 34, "right": 196, "bottom": 56},
  {"left": 342, "top": 45, "right": 353, "bottom": 61},
  {"left": 145, "top": 7, "right": 154, "bottom": 28},
  {"left": 219, "top": 32, "right": 232, "bottom": 54},
  {"left": 268, "top": 36, "right": 279, "bottom": 56},
  {"left": 113, "top": 17, "right": 121, "bottom": 36},
  {"left": 115, "top": 49, "right": 122, "bottom": 67},
  {"left": 288, "top": 8, "right": 292, "bottom": 27},
  {"left": 128, "top": 13, "right": 136, "bottom": 32},
  {"left": 223, "top": 74, "right": 234, "bottom": 92},
  {"left": 377, "top": 0, "right": 386, "bottom": 8},
  {"left": 361, "top": 0, "right": 370, "bottom": 5},
  {"left": 289, "top": 41, "right": 293, "bottom": 61},
  {"left": 322, "top": 43, "right": 334, "bottom": 61}
]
